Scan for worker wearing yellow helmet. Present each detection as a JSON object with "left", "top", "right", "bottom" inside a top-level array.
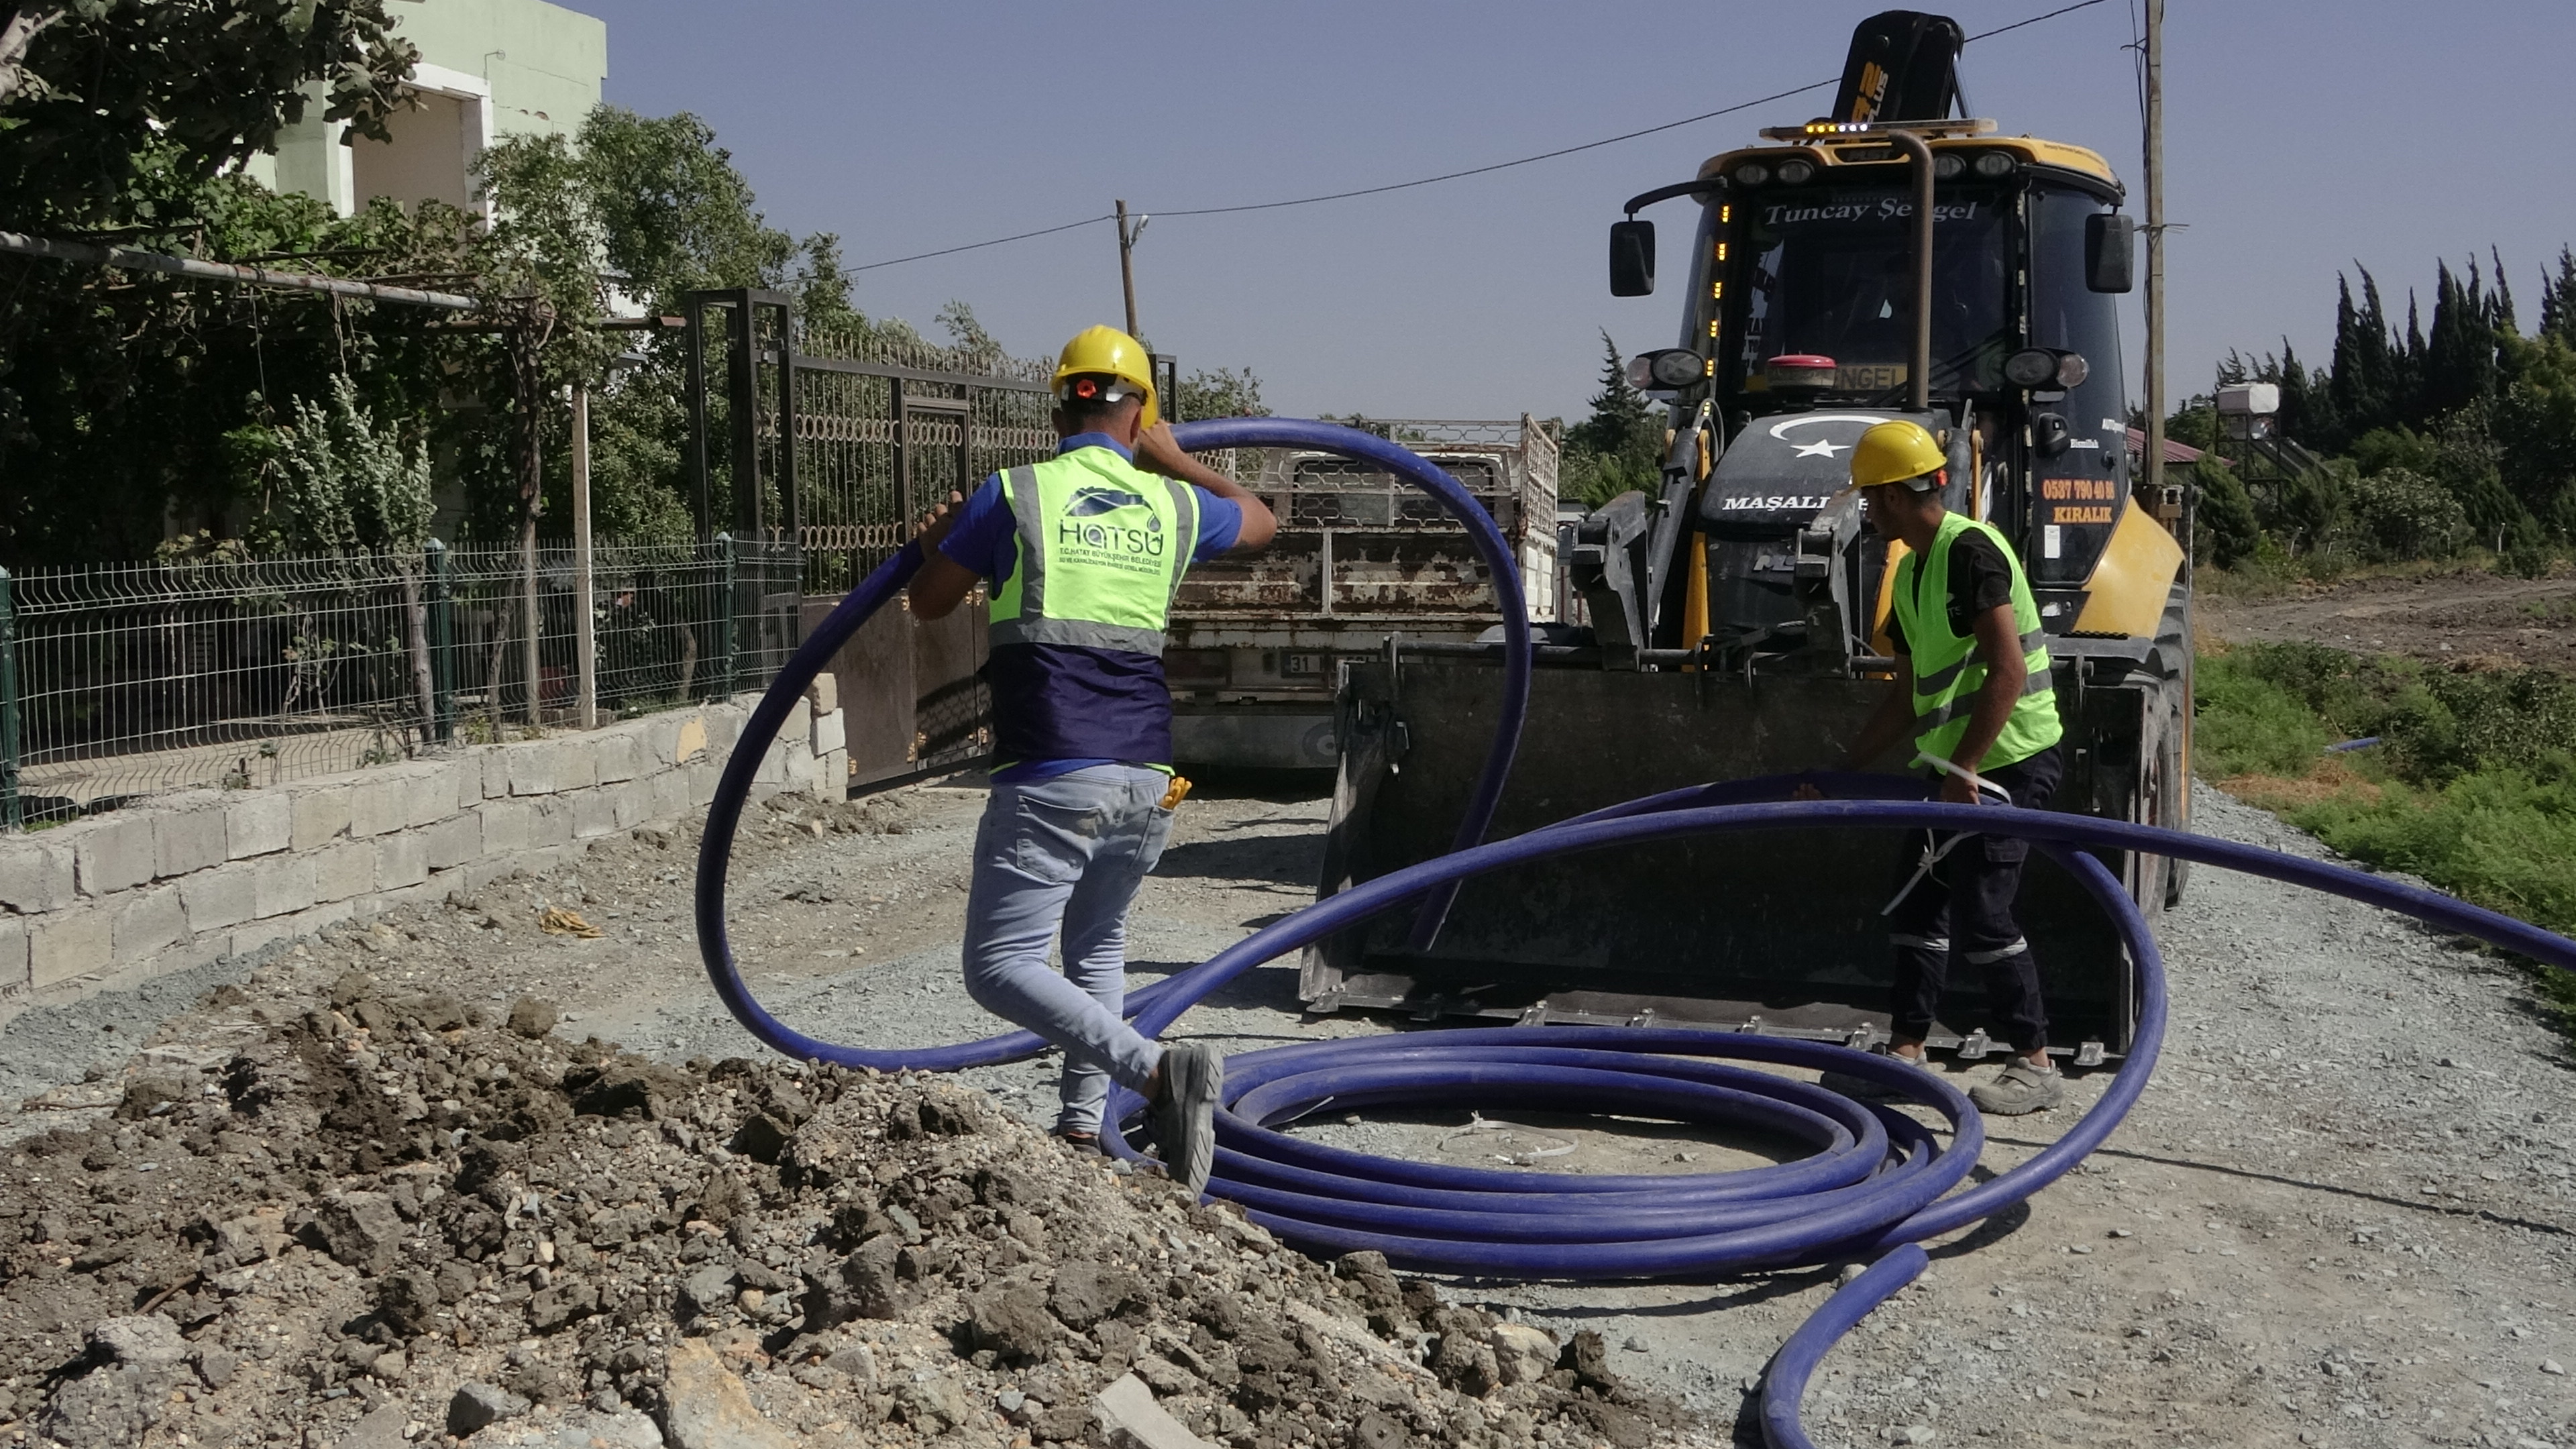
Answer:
[
  {"left": 1828, "top": 419, "right": 2068, "bottom": 1116},
  {"left": 910, "top": 325, "right": 1276, "bottom": 1191}
]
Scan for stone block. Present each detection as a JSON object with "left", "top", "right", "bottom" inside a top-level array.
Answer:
[
  {"left": 531, "top": 799, "right": 576, "bottom": 848},
  {"left": 812, "top": 707, "right": 847, "bottom": 757},
  {"left": 375, "top": 833, "right": 429, "bottom": 891},
  {"left": 74, "top": 815, "right": 155, "bottom": 897},
  {"left": 349, "top": 772, "right": 411, "bottom": 837},
  {"left": 783, "top": 696, "right": 811, "bottom": 749},
  {"left": 481, "top": 747, "right": 513, "bottom": 800},
  {"left": 650, "top": 770, "right": 693, "bottom": 822},
  {"left": 804, "top": 672, "right": 839, "bottom": 718},
  {"left": 311, "top": 840, "right": 376, "bottom": 902},
  {"left": 111, "top": 885, "right": 187, "bottom": 961},
  {"left": 289, "top": 784, "right": 352, "bottom": 852},
  {"left": 1093, "top": 1372, "right": 1216, "bottom": 1449},
  {"left": 817, "top": 750, "right": 849, "bottom": 799},
  {"left": 152, "top": 799, "right": 229, "bottom": 879},
  {"left": 589, "top": 729, "right": 633, "bottom": 784},
  {"left": 179, "top": 863, "right": 256, "bottom": 933},
  {"left": 609, "top": 778, "right": 655, "bottom": 831},
  {"left": 423, "top": 812, "right": 481, "bottom": 871},
  {"left": 553, "top": 739, "right": 598, "bottom": 793},
  {"left": 224, "top": 792, "right": 292, "bottom": 860},
  {"left": 478, "top": 800, "right": 535, "bottom": 855},
  {"left": 687, "top": 761, "right": 723, "bottom": 808},
  {"left": 507, "top": 743, "right": 557, "bottom": 797},
  {"left": 0, "top": 835, "right": 76, "bottom": 914},
  {"left": 570, "top": 790, "right": 619, "bottom": 840},
  {"left": 704, "top": 708, "right": 742, "bottom": 758},
  {"left": 407, "top": 763, "right": 459, "bottom": 829},
  {"left": 30, "top": 906, "right": 113, "bottom": 988},
  {"left": 0, "top": 914, "right": 28, "bottom": 990},
  {"left": 252, "top": 855, "right": 317, "bottom": 920}
]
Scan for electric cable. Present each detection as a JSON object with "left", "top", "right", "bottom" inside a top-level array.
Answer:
[
  {"left": 841, "top": 0, "right": 2117, "bottom": 274},
  {"left": 695, "top": 418, "right": 2576, "bottom": 1449}
]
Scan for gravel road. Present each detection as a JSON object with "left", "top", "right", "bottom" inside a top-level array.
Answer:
[{"left": 6, "top": 773, "right": 2571, "bottom": 1448}]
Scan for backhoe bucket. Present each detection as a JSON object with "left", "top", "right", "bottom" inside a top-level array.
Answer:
[{"left": 1303, "top": 659, "right": 2144, "bottom": 1058}]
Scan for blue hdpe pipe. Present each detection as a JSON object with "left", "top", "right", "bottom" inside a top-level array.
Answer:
[{"left": 696, "top": 418, "right": 2576, "bottom": 1449}]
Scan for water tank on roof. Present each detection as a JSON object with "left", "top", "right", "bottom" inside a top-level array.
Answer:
[{"left": 2215, "top": 383, "right": 2279, "bottom": 417}]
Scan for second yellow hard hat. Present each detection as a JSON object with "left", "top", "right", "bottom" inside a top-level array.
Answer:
[{"left": 1051, "top": 325, "right": 1159, "bottom": 430}]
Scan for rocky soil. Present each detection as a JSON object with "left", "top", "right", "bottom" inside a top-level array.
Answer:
[
  {"left": 0, "top": 955, "right": 1692, "bottom": 1448},
  {"left": 2, "top": 773, "right": 2572, "bottom": 1449}
]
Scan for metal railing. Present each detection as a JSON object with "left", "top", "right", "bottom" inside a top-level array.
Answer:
[{"left": 0, "top": 537, "right": 799, "bottom": 826}]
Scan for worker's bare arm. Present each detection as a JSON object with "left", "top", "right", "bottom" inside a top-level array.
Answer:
[
  {"left": 1945, "top": 602, "right": 2028, "bottom": 801},
  {"left": 1134, "top": 423, "right": 1277, "bottom": 551},
  {"left": 909, "top": 488, "right": 978, "bottom": 621}
]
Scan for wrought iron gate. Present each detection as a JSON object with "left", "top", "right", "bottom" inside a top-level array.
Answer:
[{"left": 684, "top": 290, "right": 1058, "bottom": 788}]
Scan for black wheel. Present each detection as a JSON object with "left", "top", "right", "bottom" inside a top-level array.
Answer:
[{"left": 2160, "top": 682, "right": 2191, "bottom": 908}]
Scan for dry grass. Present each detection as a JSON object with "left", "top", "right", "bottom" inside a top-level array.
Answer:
[{"left": 2217, "top": 758, "right": 2387, "bottom": 811}]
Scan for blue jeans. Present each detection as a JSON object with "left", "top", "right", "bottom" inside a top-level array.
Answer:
[{"left": 961, "top": 764, "right": 1176, "bottom": 1133}]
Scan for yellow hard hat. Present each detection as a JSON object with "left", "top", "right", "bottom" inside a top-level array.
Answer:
[
  {"left": 1849, "top": 419, "right": 1947, "bottom": 490},
  {"left": 1051, "top": 325, "right": 1159, "bottom": 429}
]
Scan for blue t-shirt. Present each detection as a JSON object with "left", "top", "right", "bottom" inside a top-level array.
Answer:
[{"left": 938, "top": 435, "right": 1243, "bottom": 780}]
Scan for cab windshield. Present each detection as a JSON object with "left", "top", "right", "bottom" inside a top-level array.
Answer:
[{"left": 1732, "top": 184, "right": 2010, "bottom": 396}]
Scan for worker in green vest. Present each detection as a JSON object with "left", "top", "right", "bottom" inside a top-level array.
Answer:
[
  {"left": 1829, "top": 419, "right": 2068, "bottom": 1115},
  {"left": 910, "top": 326, "right": 1277, "bottom": 1193}
]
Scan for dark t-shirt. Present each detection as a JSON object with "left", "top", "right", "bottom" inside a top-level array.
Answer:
[{"left": 1888, "top": 529, "right": 2017, "bottom": 655}]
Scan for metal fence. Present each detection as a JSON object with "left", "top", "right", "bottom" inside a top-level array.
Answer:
[{"left": 0, "top": 538, "right": 800, "bottom": 826}]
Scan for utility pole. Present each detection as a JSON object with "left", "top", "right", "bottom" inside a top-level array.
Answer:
[
  {"left": 572, "top": 380, "right": 596, "bottom": 731},
  {"left": 2143, "top": 0, "right": 2168, "bottom": 525},
  {"left": 1115, "top": 199, "right": 1142, "bottom": 339}
]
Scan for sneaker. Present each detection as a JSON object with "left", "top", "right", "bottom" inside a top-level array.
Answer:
[
  {"left": 1052, "top": 1128, "right": 1103, "bottom": 1157},
  {"left": 1968, "top": 1060, "right": 2065, "bottom": 1116},
  {"left": 1150, "top": 1043, "right": 1224, "bottom": 1196},
  {"left": 1820, "top": 1048, "right": 1937, "bottom": 1102}
]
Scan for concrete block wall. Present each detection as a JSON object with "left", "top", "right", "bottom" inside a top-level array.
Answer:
[{"left": 0, "top": 683, "right": 849, "bottom": 1013}]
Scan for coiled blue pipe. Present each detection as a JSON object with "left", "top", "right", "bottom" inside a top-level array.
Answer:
[{"left": 696, "top": 419, "right": 2576, "bottom": 1449}]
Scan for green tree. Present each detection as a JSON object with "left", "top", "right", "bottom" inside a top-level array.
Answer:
[
  {"left": 0, "top": 0, "right": 416, "bottom": 227},
  {"left": 1562, "top": 331, "right": 1665, "bottom": 507},
  {"left": 2191, "top": 458, "right": 2261, "bottom": 569},
  {"left": 1174, "top": 366, "right": 1269, "bottom": 422}
]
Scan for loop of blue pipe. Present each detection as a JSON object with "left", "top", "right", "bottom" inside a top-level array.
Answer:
[{"left": 695, "top": 419, "right": 2576, "bottom": 1449}]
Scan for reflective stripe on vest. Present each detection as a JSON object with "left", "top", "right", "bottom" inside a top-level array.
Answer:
[
  {"left": 987, "top": 450, "right": 1199, "bottom": 657},
  {"left": 1893, "top": 511, "right": 2063, "bottom": 770}
]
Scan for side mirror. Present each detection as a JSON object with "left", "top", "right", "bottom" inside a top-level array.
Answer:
[
  {"left": 1609, "top": 219, "right": 1656, "bottom": 297},
  {"left": 2085, "top": 213, "right": 2136, "bottom": 293}
]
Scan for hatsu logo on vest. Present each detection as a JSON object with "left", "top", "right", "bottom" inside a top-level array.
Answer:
[{"left": 1057, "top": 485, "right": 1167, "bottom": 557}]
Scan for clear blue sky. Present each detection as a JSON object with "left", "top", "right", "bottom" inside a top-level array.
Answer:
[{"left": 561, "top": 0, "right": 2576, "bottom": 425}]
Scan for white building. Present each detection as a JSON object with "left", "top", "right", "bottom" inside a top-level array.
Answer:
[{"left": 247, "top": 0, "right": 607, "bottom": 217}]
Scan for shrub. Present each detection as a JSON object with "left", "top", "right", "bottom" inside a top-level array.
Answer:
[{"left": 2343, "top": 466, "right": 2468, "bottom": 560}]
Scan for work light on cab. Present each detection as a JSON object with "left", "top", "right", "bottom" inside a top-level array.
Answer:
[
  {"left": 1627, "top": 348, "right": 1707, "bottom": 392},
  {"left": 2003, "top": 347, "right": 2090, "bottom": 390}
]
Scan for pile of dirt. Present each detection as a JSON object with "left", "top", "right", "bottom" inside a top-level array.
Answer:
[{"left": 0, "top": 965, "right": 1701, "bottom": 1448}]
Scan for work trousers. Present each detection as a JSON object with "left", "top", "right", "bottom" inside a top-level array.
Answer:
[
  {"left": 1884, "top": 744, "right": 2062, "bottom": 1056},
  {"left": 960, "top": 763, "right": 1176, "bottom": 1133}
]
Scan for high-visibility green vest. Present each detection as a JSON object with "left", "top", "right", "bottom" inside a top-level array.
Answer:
[
  {"left": 988, "top": 448, "right": 1201, "bottom": 656},
  {"left": 1893, "top": 511, "right": 2063, "bottom": 771}
]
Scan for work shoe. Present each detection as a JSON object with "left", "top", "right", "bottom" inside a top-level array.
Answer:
[
  {"left": 1150, "top": 1043, "right": 1224, "bottom": 1196},
  {"left": 1820, "top": 1048, "right": 1937, "bottom": 1103},
  {"left": 1969, "top": 1059, "right": 2065, "bottom": 1116},
  {"left": 1052, "top": 1127, "right": 1103, "bottom": 1157}
]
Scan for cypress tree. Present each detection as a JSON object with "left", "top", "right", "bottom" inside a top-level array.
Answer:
[
  {"left": 2422, "top": 259, "right": 2497, "bottom": 417},
  {"left": 2538, "top": 245, "right": 2576, "bottom": 347}
]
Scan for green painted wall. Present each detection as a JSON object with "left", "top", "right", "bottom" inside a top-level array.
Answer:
[{"left": 398, "top": 0, "right": 607, "bottom": 142}]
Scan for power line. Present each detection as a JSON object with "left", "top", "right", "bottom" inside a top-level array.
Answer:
[
  {"left": 842, "top": 213, "right": 1115, "bottom": 274},
  {"left": 841, "top": 0, "right": 2115, "bottom": 274}
]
